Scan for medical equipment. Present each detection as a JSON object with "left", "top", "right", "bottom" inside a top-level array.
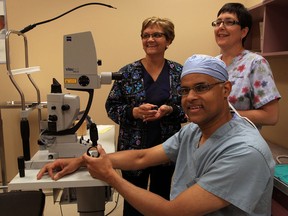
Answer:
[
  {"left": 4, "top": 30, "right": 43, "bottom": 161},
  {"left": 1, "top": 4, "right": 119, "bottom": 215},
  {"left": 0, "top": 30, "right": 45, "bottom": 190},
  {"left": 38, "top": 31, "right": 121, "bottom": 159},
  {"left": 0, "top": 2, "right": 117, "bottom": 166}
]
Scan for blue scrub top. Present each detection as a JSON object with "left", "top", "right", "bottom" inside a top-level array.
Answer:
[{"left": 143, "top": 61, "right": 170, "bottom": 147}]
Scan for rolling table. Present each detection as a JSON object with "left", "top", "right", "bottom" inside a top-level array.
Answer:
[{"left": 8, "top": 125, "right": 116, "bottom": 216}]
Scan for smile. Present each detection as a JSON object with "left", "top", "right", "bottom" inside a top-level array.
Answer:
[{"left": 188, "top": 105, "right": 203, "bottom": 110}]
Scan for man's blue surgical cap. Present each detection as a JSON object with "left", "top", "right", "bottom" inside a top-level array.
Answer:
[{"left": 181, "top": 54, "right": 228, "bottom": 81}]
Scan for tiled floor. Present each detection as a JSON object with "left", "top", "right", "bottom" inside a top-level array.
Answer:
[{"left": 44, "top": 189, "right": 123, "bottom": 216}]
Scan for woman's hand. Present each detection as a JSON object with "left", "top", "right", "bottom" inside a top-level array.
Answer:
[{"left": 133, "top": 104, "right": 172, "bottom": 122}]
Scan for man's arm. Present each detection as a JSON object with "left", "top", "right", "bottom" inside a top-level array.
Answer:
[
  {"left": 108, "top": 144, "right": 171, "bottom": 170},
  {"left": 114, "top": 177, "right": 229, "bottom": 216},
  {"left": 37, "top": 144, "right": 169, "bottom": 180},
  {"left": 83, "top": 146, "right": 229, "bottom": 216}
]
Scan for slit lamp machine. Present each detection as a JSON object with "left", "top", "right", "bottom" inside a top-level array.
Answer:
[
  {"left": 0, "top": 4, "right": 120, "bottom": 215},
  {"left": 4, "top": 30, "right": 121, "bottom": 169},
  {"left": 39, "top": 31, "right": 121, "bottom": 160},
  {"left": 0, "top": 2, "right": 119, "bottom": 189}
]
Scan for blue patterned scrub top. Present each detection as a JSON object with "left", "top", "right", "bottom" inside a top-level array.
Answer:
[{"left": 105, "top": 59, "right": 186, "bottom": 152}]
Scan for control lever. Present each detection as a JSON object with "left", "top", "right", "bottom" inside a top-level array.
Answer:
[{"left": 87, "top": 123, "right": 99, "bottom": 157}]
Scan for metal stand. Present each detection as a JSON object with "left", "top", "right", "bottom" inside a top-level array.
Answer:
[
  {"left": 76, "top": 187, "right": 106, "bottom": 216},
  {"left": 0, "top": 30, "right": 44, "bottom": 189},
  {"left": 0, "top": 109, "right": 7, "bottom": 191}
]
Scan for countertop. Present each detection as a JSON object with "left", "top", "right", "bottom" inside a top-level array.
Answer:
[{"left": 267, "top": 140, "right": 288, "bottom": 196}]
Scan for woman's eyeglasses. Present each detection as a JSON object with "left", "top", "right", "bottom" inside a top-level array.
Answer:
[
  {"left": 211, "top": 19, "right": 240, "bottom": 27},
  {"left": 141, "top": 32, "right": 166, "bottom": 39}
]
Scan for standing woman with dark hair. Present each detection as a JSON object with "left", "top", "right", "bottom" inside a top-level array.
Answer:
[
  {"left": 105, "top": 17, "right": 186, "bottom": 216},
  {"left": 212, "top": 3, "right": 281, "bottom": 128}
]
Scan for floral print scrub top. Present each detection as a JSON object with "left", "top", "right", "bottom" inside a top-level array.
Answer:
[{"left": 217, "top": 50, "right": 281, "bottom": 110}]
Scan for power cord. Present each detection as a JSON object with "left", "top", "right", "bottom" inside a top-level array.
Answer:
[
  {"left": 229, "top": 102, "right": 257, "bottom": 129},
  {"left": 276, "top": 155, "right": 288, "bottom": 164},
  {"left": 19, "top": 2, "right": 116, "bottom": 34},
  {"left": 229, "top": 103, "right": 288, "bottom": 165},
  {"left": 105, "top": 191, "right": 120, "bottom": 216}
]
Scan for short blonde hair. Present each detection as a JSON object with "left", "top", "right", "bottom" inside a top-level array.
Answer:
[{"left": 141, "top": 17, "right": 175, "bottom": 43}]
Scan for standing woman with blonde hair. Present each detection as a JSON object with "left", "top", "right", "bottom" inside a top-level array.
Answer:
[{"left": 105, "top": 16, "right": 186, "bottom": 216}]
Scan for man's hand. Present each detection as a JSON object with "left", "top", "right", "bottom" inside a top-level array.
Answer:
[
  {"left": 37, "top": 157, "right": 83, "bottom": 180},
  {"left": 82, "top": 145, "right": 116, "bottom": 184}
]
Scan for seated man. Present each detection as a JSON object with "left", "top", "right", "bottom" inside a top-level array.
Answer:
[{"left": 38, "top": 54, "right": 274, "bottom": 215}]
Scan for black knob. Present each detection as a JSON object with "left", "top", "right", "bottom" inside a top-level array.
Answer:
[
  {"left": 48, "top": 115, "right": 58, "bottom": 121},
  {"left": 78, "top": 75, "right": 90, "bottom": 87},
  {"left": 62, "top": 104, "right": 70, "bottom": 111},
  {"left": 112, "top": 72, "right": 122, "bottom": 80},
  {"left": 97, "top": 59, "right": 102, "bottom": 66}
]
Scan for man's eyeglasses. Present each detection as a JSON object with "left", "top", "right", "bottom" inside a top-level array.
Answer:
[
  {"left": 178, "top": 82, "right": 225, "bottom": 96},
  {"left": 211, "top": 19, "right": 240, "bottom": 27},
  {"left": 141, "top": 32, "right": 166, "bottom": 39}
]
